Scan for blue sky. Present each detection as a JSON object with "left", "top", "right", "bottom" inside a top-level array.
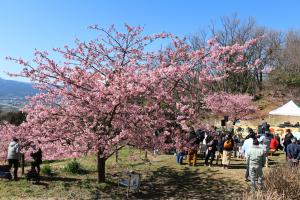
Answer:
[{"left": 0, "top": 0, "right": 300, "bottom": 82}]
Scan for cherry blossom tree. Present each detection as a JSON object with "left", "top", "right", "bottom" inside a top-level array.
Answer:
[
  {"left": 4, "top": 25, "right": 260, "bottom": 182},
  {"left": 204, "top": 92, "right": 259, "bottom": 120}
]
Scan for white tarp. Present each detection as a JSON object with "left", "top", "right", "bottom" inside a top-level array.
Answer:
[
  {"left": 293, "top": 132, "right": 300, "bottom": 140},
  {"left": 269, "top": 100, "right": 300, "bottom": 117}
]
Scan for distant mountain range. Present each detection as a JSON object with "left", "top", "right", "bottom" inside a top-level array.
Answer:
[{"left": 0, "top": 78, "right": 37, "bottom": 98}]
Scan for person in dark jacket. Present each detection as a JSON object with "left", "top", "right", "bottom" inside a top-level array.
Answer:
[
  {"left": 30, "top": 148, "right": 42, "bottom": 175},
  {"left": 217, "top": 133, "right": 225, "bottom": 153},
  {"left": 287, "top": 137, "right": 300, "bottom": 167},
  {"left": 261, "top": 118, "right": 267, "bottom": 134},
  {"left": 275, "top": 134, "right": 282, "bottom": 150},
  {"left": 205, "top": 135, "right": 218, "bottom": 167},
  {"left": 284, "top": 129, "right": 294, "bottom": 147},
  {"left": 216, "top": 132, "right": 225, "bottom": 165},
  {"left": 188, "top": 127, "right": 196, "bottom": 140},
  {"left": 284, "top": 129, "right": 294, "bottom": 159}
]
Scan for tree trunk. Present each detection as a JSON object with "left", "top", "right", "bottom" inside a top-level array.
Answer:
[
  {"left": 97, "top": 150, "right": 106, "bottom": 183},
  {"left": 115, "top": 146, "right": 119, "bottom": 163},
  {"left": 145, "top": 150, "right": 148, "bottom": 159},
  {"left": 259, "top": 71, "right": 263, "bottom": 90},
  {"left": 21, "top": 153, "right": 25, "bottom": 175}
]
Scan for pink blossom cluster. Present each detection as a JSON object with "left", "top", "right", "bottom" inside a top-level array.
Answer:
[{"left": 204, "top": 92, "right": 259, "bottom": 120}]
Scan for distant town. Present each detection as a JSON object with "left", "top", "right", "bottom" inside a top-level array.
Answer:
[
  {"left": 0, "top": 97, "right": 27, "bottom": 112},
  {"left": 0, "top": 77, "right": 36, "bottom": 112}
]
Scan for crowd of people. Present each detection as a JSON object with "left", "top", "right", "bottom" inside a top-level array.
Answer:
[
  {"left": 175, "top": 121, "right": 300, "bottom": 192},
  {"left": 175, "top": 128, "right": 238, "bottom": 169}
]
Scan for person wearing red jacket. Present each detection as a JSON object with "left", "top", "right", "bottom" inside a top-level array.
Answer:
[{"left": 270, "top": 135, "right": 279, "bottom": 150}]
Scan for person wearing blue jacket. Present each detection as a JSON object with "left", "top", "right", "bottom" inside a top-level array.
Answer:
[
  {"left": 176, "top": 146, "right": 185, "bottom": 165},
  {"left": 287, "top": 137, "right": 300, "bottom": 167}
]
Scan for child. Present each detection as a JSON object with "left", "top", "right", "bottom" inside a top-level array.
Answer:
[
  {"left": 188, "top": 147, "right": 197, "bottom": 166},
  {"left": 176, "top": 145, "right": 185, "bottom": 165}
]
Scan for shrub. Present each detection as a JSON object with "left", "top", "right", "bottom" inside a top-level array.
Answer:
[
  {"left": 41, "top": 164, "right": 53, "bottom": 176},
  {"left": 238, "top": 164, "right": 300, "bottom": 200},
  {"left": 238, "top": 191, "right": 286, "bottom": 200},
  {"left": 63, "top": 159, "right": 87, "bottom": 174}
]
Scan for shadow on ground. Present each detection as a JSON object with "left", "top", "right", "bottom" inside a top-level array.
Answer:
[
  {"left": 21, "top": 153, "right": 285, "bottom": 199},
  {"left": 41, "top": 176, "right": 81, "bottom": 182},
  {"left": 89, "top": 155, "right": 284, "bottom": 199},
  {"left": 131, "top": 166, "right": 244, "bottom": 200}
]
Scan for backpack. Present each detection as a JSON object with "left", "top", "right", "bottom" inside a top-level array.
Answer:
[
  {"left": 224, "top": 139, "right": 233, "bottom": 150},
  {"left": 0, "top": 171, "right": 12, "bottom": 180}
]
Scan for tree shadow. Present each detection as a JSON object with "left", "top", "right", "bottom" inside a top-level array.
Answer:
[
  {"left": 229, "top": 163, "right": 247, "bottom": 169},
  {"left": 41, "top": 159, "right": 67, "bottom": 164},
  {"left": 270, "top": 152, "right": 280, "bottom": 156},
  {"left": 40, "top": 175, "right": 81, "bottom": 182},
  {"left": 268, "top": 158, "right": 280, "bottom": 166},
  {"left": 32, "top": 181, "right": 49, "bottom": 189},
  {"left": 230, "top": 157, "right": 279, "bottom": 169},
  {"left": 129, "top": 166, "right": 244, "bottom": 200}
]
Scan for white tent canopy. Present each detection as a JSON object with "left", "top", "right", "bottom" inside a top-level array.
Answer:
[{"left": 269, "top": 100, "right": 300, "bottom": 117}]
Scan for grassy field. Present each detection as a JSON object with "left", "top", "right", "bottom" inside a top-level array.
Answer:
[{"left": 0, "top": 147, "right": 286, "bottom": 200}]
